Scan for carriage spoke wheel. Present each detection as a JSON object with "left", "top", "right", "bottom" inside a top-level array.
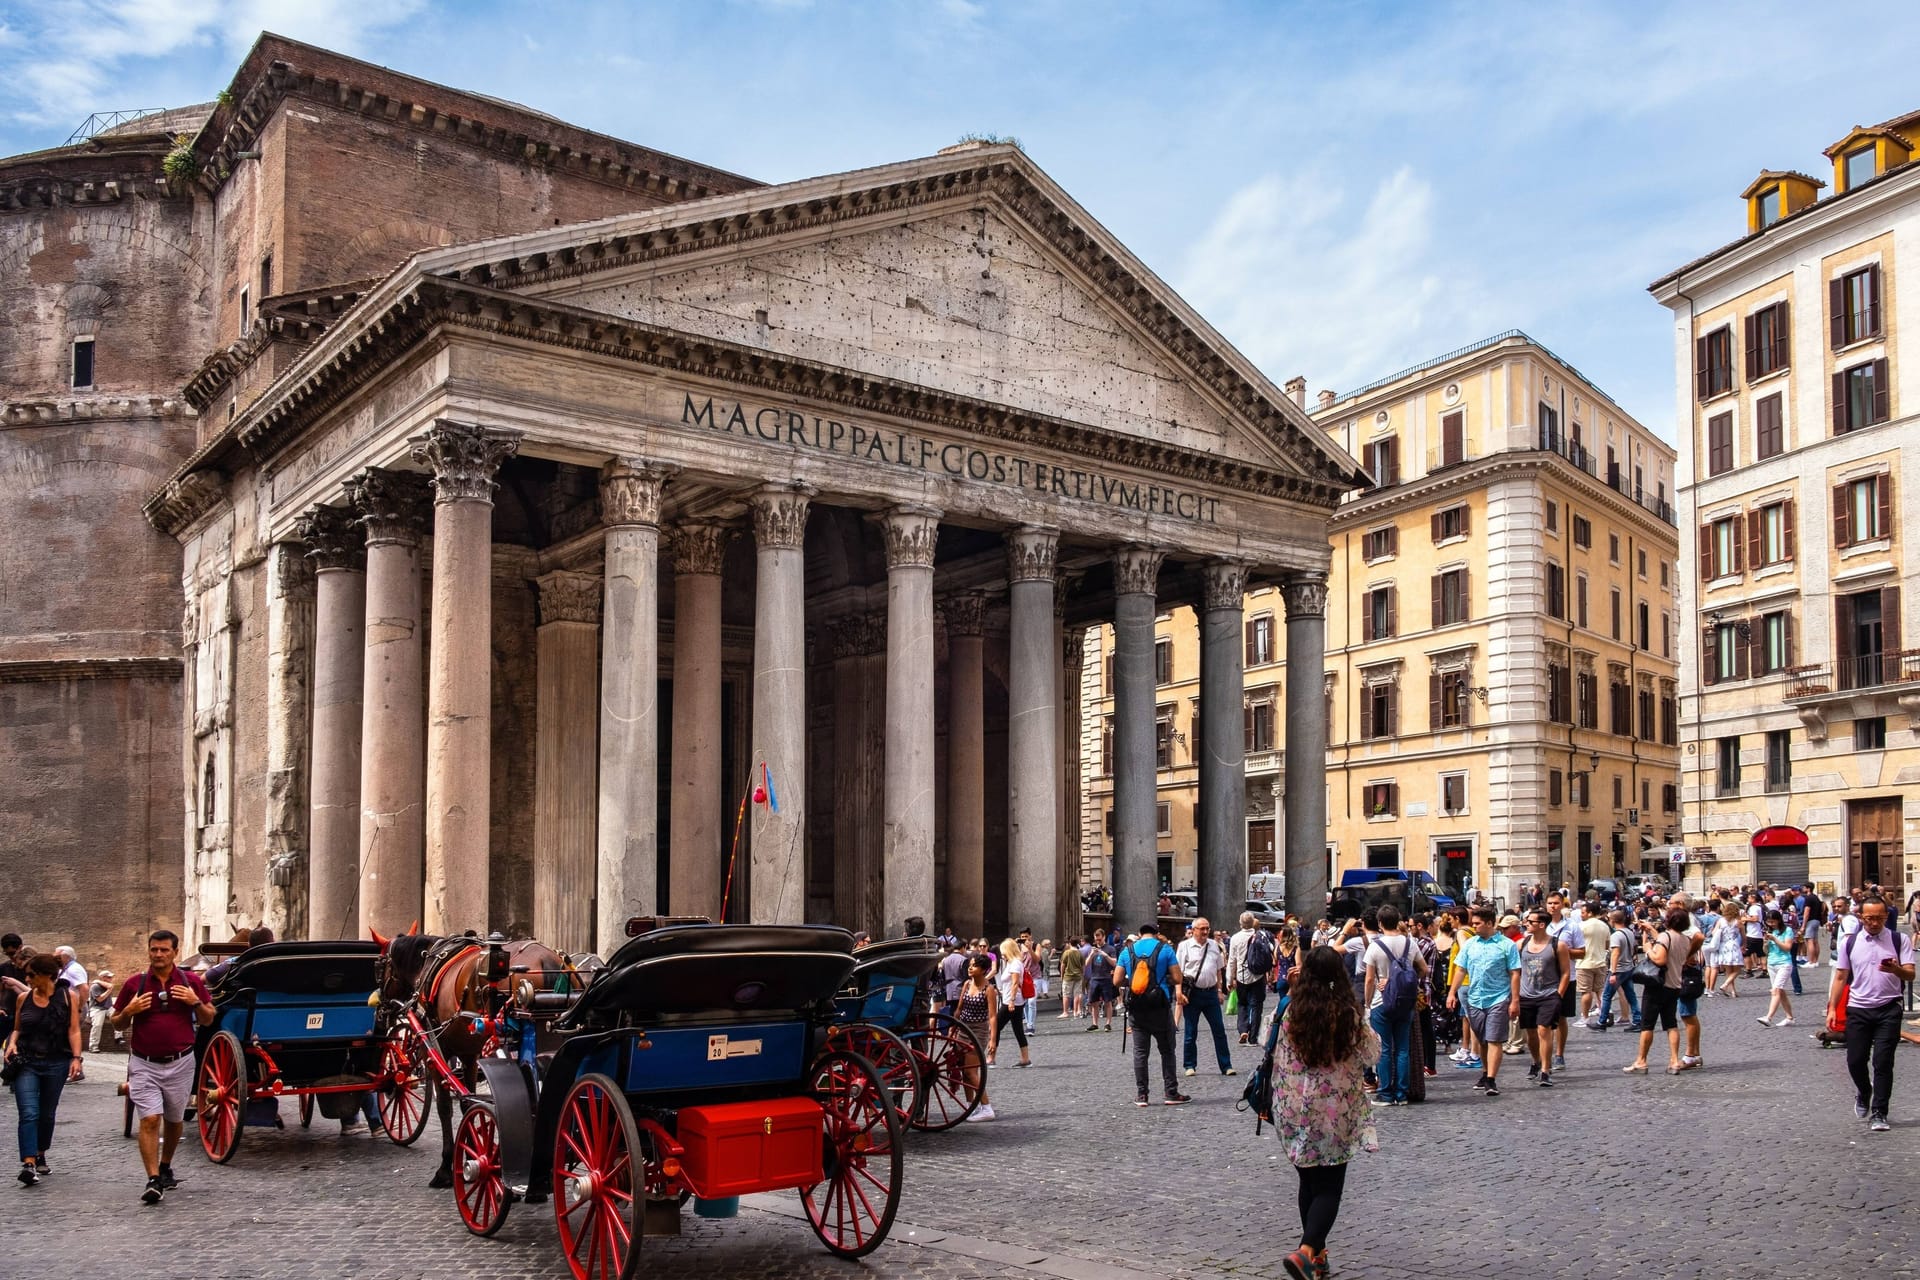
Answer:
[
  {"left": 378, "top": 1029, "right": 432, "bottom": 1147},
  {"left": 453, "top": 1101, "right": 512, "bottom": 1237},
  {"left": 826, "top": 1024, "right": 920, "bottom": 1126},
  {"left": 298, "top": 1092, "right": 314, "bottom": 1129},
  {"left": 903, "top": 1013, "right": 984, "bottom": 1131},
  {"left": 553, "top": 1074, "right": 642, "bottom": 1280},
  {"left": 196, "top": 1030, "right": 247, "bottom": 1163},
  {"left": 801, "top": 1050, "right": 903, "bottom": 1258}
]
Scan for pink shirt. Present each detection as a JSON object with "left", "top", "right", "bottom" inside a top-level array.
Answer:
[{"left": 1836, "top": 927, "right": 1914, "bottom": 1008}]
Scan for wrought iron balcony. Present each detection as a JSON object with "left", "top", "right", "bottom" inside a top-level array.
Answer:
[{"left": 1783, "top": 649, "right": 1920, "bottom": 700}]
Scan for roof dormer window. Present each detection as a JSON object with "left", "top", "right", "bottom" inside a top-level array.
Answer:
[
  {"left": 1844, "top": 144, "right": 1877, "bottom": 190},
  {"left": 1757, "top": 186, "right": 1783, "bottom": 228},
  {"left": 1742, "top": 170, "right": 1823, "bottom": 233}
]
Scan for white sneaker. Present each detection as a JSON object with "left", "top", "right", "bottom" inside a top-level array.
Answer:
[
  {"left": 1571, "top": 1017, "right": 1587, "bottom": 1027},
  {"left": 1183, "top": 1068, "right": 1197, "bottom": 1077},
  {"left": 1449, "top": 1049, "right": 1469, "bottom": 1063},
  {"left": 967, "top": 1104, "right": 995, "bottom": 1122},
  {"left": 1775, "top": 1016, "right": 1794, "bottom": 1027}
]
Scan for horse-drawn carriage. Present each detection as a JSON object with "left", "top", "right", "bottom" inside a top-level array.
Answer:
[
  {"left": 442, "top": 922, "right": 905, "bottom": 1278},
  {"left": 825, "top": 936, "right": 985, "bottom": 1129},
  {"left": 190, "top": 940, "right": 429, "bottom": 1161}
]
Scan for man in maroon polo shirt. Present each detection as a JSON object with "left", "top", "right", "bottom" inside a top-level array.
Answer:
[{"left": 110, "top": 930, "right": 214, "bottom": 1204}]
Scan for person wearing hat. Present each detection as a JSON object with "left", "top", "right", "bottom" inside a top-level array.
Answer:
[
  {"left": 85, "top": 968, "right": 117, "bottom": 1055},
  {"left": 1114, "top": 923, "right": 1188, "bottom": 1106}
]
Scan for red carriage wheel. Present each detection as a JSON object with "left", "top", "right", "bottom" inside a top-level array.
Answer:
[
  {"left": 800, "top": 1050, "right": 903, "bottom": 1258},
  {"left": 378, "top": 1030, "right": 433, "bottom": 1147},
  {"left": 552, "top": 1073, "right": 642, "bottom": 1280},
  {"left": 298, "top": 1092, "right": 315, "bottom": 1129},
  {"left": 196, "top": 1030, "right": 247, "bottom": 1163},
  {"left": 453, "top": 1101, "right": 512, "bottom": 1237},
  {"left": 825, "top": 1024, "right": 920, "bottom": 1125},
  {"left": 903, "top": 1012, "right": 984, "bottom": 1131}
]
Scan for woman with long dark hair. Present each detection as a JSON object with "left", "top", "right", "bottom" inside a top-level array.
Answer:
[{"left": 1273, "top": 945, "right": 1379, "bottom": 1280}]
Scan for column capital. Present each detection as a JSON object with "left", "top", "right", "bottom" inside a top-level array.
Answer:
[
  {"left": 269, "top": 538, "right": 316, "bottom": 596},
  {"left": 600, "top": 459, "right": 674, "bottom": 528},
  {"left": 669, "top": 520, "right": 733, "bottom": 576},
  {"left": 536, "top": 570, "right": 603, "bottom": 627},
  {"left": 878, "top": 504, "right": 941, "bottom": 570},
  {"left": 1202, "top": 561, "right": 1251, "bottom": 612},
  {"left": 1064, "top": 624, "right": 1088, "bottom": 669},
  {"left": 1005, "top": 525, "right": 1059, "bottom": 583},
  {"left": 1112, "top": 544, "right": 1165, "bottom": 597},
  {"left": 410, "top": 421, "right": 522, "bottom": 504},
  {"left": 1281, "top": 572, "right": 1330, "bottom": 620},
  {"left": 940, "top": 592, "right": 987, "bottom": 638},
  {"left": 297, "top": 505, "right": 365, "bottom": 573},
  {"left": 343, "top": 468, "right": 431, "bottom": 546},
  {"left": 749, "top": 482, "right": 815, "bottom": 549}
]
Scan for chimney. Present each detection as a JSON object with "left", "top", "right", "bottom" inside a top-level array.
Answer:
[
  {"left": 1284, "top": 376, "right": 1307, "bottom": 409},
  {"left": 1316, "top": 389, "right": 1337, "bottom": 411}
]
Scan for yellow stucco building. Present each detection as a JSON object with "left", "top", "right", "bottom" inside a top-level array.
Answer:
[
  {"left": 1651, "top": 109, "right": 1920, "bottom": 899},
  {"left": 1079, "top": 333, "right": 1682, "bottom": 911}
]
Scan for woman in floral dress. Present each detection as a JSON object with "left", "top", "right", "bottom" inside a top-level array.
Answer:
[{"left": 1274, "top": 945, "right": 1379, "bottom": 1280}]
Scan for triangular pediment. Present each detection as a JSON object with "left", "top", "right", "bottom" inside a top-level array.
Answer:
[{"left": 413, "top": 148, "right": 1363, "bottom": 489}]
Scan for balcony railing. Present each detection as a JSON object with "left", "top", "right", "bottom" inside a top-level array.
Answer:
[
  {"left": 1534, "top": 428, "right": 1675, "bottom": 526},
  {"left": 1783, "top": 649, "right": 1920, "bottom": 699}
]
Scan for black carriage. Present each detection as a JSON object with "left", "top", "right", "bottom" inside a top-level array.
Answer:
[
  {"left": 447, "top": 923, "right": 905, "bottom": 1278},
  {"left": 190, "top": 941, "right": 410, "bottom": 1161},
  {"left": 827, "top": 937, "right": 986, "bottom": 1129}
]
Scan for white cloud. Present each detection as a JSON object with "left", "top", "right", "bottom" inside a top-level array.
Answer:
[{"left": 1177, "top": 165, "right": 1503, "bottom": 398}]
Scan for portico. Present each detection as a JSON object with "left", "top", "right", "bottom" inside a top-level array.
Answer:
[{"left": 149, "top": 144, "right": 1361, "bottom": 951}]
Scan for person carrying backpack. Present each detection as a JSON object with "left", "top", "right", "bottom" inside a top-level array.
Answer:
[
  {"left": 1360, "top": 906, "right": 1427, "bottom": 1106},
  {"left": 1115, "top": 923, "right": 1188, "bottom": 1107},
  {"left": 1229, "top": 912, "right": 1276, "bottom": 1045}
]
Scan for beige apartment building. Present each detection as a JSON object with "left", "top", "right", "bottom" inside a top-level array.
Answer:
[
  {"left": 1651, "top": 109, "right": 1920, "bottom": 899},
  {"left": 1080, "top": 333, "right": 1682, "bottom": 908}
]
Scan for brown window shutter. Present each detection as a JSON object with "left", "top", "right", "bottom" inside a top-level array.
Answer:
[
  {"left": 1695, "top": 335, "right": 1711, "bottom": 399},
  {"left": 1772, "top": 302, "right": 1790, "bottom": 369},
  {"left": 1699, "top": 523, "right": 1714, "bottom": 580},
  {"left": 1731, "top": 513, "right": 1746, "bottom": 573},
  {"left": 1830, "top": 276, "right": 1846, "bottom": 347},
  {"left": 1429, "top": 672, "right": 1442, "bottom": 729},
  {"left": 1833, "top": 371, "right": 1848, "bottom": 434},
  {"left": 1703, "top": 627, "right": 1719, "bottom": 685},
  {"left": 1244, "top": 621, "right": 1256, "bottom": 667},
  {"left": 1387, "top": 526, "right": 1398, "bottom": 555},
  {"left": 1744, "top": 313, "right": 1759, "bottom": 380},
  {"left": 1746, "top": 619, "right": 1763, "bottom": 678},
  {"left": 1883, "top": 586, "right": 1901, "bottom": 654},
  {"left": 1867, "top": 264, "right": 1883, "bottom": 337},
  {"left": 1431, "top": 574, "right": 1442, "bottom": 627},
  {"left": 1361, "top": 597, "right": 1372, "bottom": 643},
  {"left": 1359, "top": 689, "right": 1373, "bottom": 740},
  {"left": 1784, "top": 613, "right": 1795, "bottom": 667},
  {"left": 1872, "top": 358, "right": 1890, "bottom": 423},
  {"left": 1460, "top": 506, "right": 1471, "bottom": 536},
  {"left": 1388, "top": 689, "right": 1399, "bottom": 737},
  {"left": 1386, "top": 586, "right": 1397, "bottom": 637},
  {"left": 1876, "top": 473, "right": 1892, "bottom": 540},
  {"left": 1386, "top": 436, "right": 1400, "bottom": 485},
  {"left": 1430, "top": 511, "right": 1443, "bottom": 543},
  {"left": 1458, "top": 569, "right": 1470, "bottom": 622},
  {"left": 1835, "top": 596, "right": 1855, "bottom": 685},
  {"left": 1746, "top": 509, "right": 1762, "bottom": 568},
  {"left": 1833, "top": 483, "right": 1851, "bottom": 548},
  {"left": 1783, "top": 499, "right": 1796, "bottom": 560}
]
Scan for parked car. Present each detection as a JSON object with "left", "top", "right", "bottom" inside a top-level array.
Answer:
[
  {"left": 1622, "top": 874, "right": 1674, "bottom": 900},
  {"left": 1337, "top": 868, "right": 1458, "bottom": 912},
  {"left": 1584, "top": 878, "right": 1621, "bottom": 904},
  {"left": 1244, "top": 899, "right": 1287, "bottom": 929},
  {"left": 1157, "top": 890, "right": 1199, "bottom": 920}
]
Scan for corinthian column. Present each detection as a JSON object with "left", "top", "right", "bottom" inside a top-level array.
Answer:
[
  {"left": 597, "top": 460, "right": 671, "bottom": 950},
  {"left": 1006, "top": 526, "right": 1059, "bottom": 937},
  {"left": 749, "top": 482, "right": 813, "bottom": 924},
  {"left": 301, "top": 507, "right": 365, "bottom": 939},
  {"left": 1283, "top": 572, "right": 1330, "bottom": 929},
  {"left": 263, "top": 539, "right": 315, "bottom": 939},
  {"left": 1111, "top": 544, "right": 1164, "bottom": 931},
  {"left": 879, "top": 505, "right": 939, "bottom": 934},
  {"left": 412, "top": 422, "right": 520, "bottom": 935},
  {"left": 533, "top": 571, "right": 601, "bottom": 955},
  {"left": 344, "top": 468, "right": 430, "bottom": 938},
  {"left": 942, "top": 594, "right": 986, "bottom": 937},
  {"left": 1198, "top": 561, "right": 1249, "bottom": 932},
  {"left": 669, "top": 522, "right": 731, "bottom": 919}
]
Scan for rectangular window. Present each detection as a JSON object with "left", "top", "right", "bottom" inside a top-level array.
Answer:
[
  {"left": 1547, "top": 660, "right": 1572, "bottom": 725},
  {"left": 1637, "top": 686, "right": 1655, "bottom": 740},
  {"left": 1365, "top": 842, "right": 1399, "bottom": 869},
  {"left": 1610, "top": 589, "right": 1621, "bottom": 641},
  {"left": 1754, "top": 392, "right": 1784, "bottom": 460},
  {"left": 1577, "top": 670, "right": 1598, "bottom": 729},
  {"left": 1440, "top": 411, "right": 1465, "bottom": 467},
  {"left": 259, "top": 253, "right": 273, "bottom": 299},
  {"left": 1757, "top": 185, "right": 1782, "bottom": 228},
  {"left": 1637, "top": 549, "right": 1647, "bottom": 579},
  {"left": 1576, "top": 576, "right": 1589, "bottom": 629},
  {"left": 1716, "top": 736, "right": 1741, "bottom": 797},
  {"left": 1100, "top": 716, "right": 1114, "bottom": 775},
  {"left": 1156, "top": 802, "right": 1171, "bottom": 837},
  {"left": 1661, "top": 611, "right": 1671, "bottom": 658},
  {"left": 1572, "top": 515, "right": 1591, "bottom": 548},
  {"left": 1538, "top": 401, "right": 1560, "bottom": 447},
  {"left": 1661, "top": 693, "right": 1677, "bottom": 746},
  {"left": 1707, "top": 411, "right": 1734, "bottom": 476},
  {"left": 1637, "top": 601, "right": 1650, "bottom": 651},
  {"left": 1245, "top": 700, "right": 1275, "bottom": 753},
  {"left": 1834, "top": 359, "right": 1890, "bottom": 434},
  {"left": 1546, "top": 563, "right": 1566, "bottom": 620},
  {"left": 1833, "top": 265, "right": 1883, "bottom": 347},
  {"left": 1704, "top": 513, "right": 1746, "bottom": 579},
  {"left": 1612, "top": 776, "right": 1623, "bottom": 809},
  {"left": 1856, "top": 716, "right": 1886, "bottom": 750},
  {"left": 1431, "top": 505, "right": 1469, "bottom": 542},
  {"left": 1549, "top": 769, "right": 1564, "bottom": 808},
  {"left": 1764, "top": 730, "right": 1791, "bottom": 793},
  {"left": 1845, "top": 144, "right": 1877, "bottom": 189},
  {"left": 1364, "top": 437, "right": 1400, "bottom": 487},
  {"left": 1440, "top": 773, "right": 1466, "bottom": 814},
  {"left": 1359, "top": 683, "right": 1398, "bottom": 741},
  {"left": 1432, "top": 569, "right": 1468, "bottom": 627},
  {"left": 1576, "top": 772, "right": 1591, "bottom": 810},
  {"left": 1155, "top": 706, "right": 1174, "bottom": 769},
  {"left": 1545, "top": 501, "right": 1559, "bottom": 533},
  {"left": 1154, "top": 639, "right": 1173, "bottom": 686},
  {"left": 1642, "top": 779, "right": 1651, "bottom": 812},
  {"left": 1705, "top": 621, "right": 1747, "bottom": 683},
  {"left": 239, "top": 285, "right": 250, "bottom": 336},
  {"left": 1662, "top": 783, "right": 1678, "bottom": 813},
  {"left": 1610, "top": 677, "right": 1631, "bottom": 734},
  {"left": 1608, "top": 533, "right": 1620, "bottom": 564},
  {"left": 1659, "top": 560, "right": 1670, "bottom": 588},
  {"left": 1244, "top": 614, "right": 1274, "bottom": 666},
  {"left": 1746, "top": 301, "right": 1790, "bottom": 379},
  {"left": 1364, "top": 782, "right": 1398, "bottom": 818},
  {"left": 1835, "top": 474, "right": 1890, "bottom": 546},
  {"left": 1362, "top": 527, "right": 1397, "bottom": 561},
  {"left": 1695, "top": 326, "right": 1734, "bottom": 400},
  {"left": 1755, "top": 500, "right": 1795, "bottom": 566},
  {"left": 1431, "top": 670, "right": 1470, "bottom": 730},
  {"left": 70, "top": 337, "right": 95, "bottom": 388},
  {"left": 1362, "top": 586, "right": 1396, "bottom": 642}
]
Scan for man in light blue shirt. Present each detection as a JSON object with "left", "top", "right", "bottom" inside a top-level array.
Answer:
[{"left": 1446, "top": 906, "right": 1521, "bottom": 1097}]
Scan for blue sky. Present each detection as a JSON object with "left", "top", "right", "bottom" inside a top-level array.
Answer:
[{"left": 3, "top": 1, "right": 1915, "bottom": 439}]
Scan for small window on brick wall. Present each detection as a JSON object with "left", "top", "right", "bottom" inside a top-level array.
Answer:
[{"left": 71, "top": 337, "right": 95, "bottom": 388}]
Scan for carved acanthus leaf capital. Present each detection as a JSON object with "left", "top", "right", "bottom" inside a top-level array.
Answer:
[
  {"left": 1005, "top": 525, "right": 1059, "bottom": 584},
  {"left": 343, "top": 468, "right": 431, "bottom": 546},
  {"left": 940, "top": 592, "right": 987, "bottom": 638},
  {"left": 879, "top": 505, "right": 941, "bottom": 570},
  {"left": 1281, "top": 572, "right": 1330, "bottom": 620},
  {"left": 410, "top": 421, "right": 521, "bottom": 504},
  {"left": 1112, "top": 544, "right": 1165, "bottom": 597},
  {"left": 669, "top": 521, "right": 733, "bottom": 576},
  {"left": 297, "top": 506, "right": 366, "bottom": 573},
  {"left": 1202, "top": 561, "right": 1251, "bottom": 612},
  {"left": 536, "top": 570, "right": 603, "bottom": 626},
  {"left": 270, "top": 540, "right": 315, "bottom": 596},
  {"left": 1064, "top": 625, "right": 1089, "bottom": 669},
  {"left": 750, "top": 482, "right": 815, "bottom": 550},
  {"left": 601, "top": 459, "right": 674, "bottom": 528}
]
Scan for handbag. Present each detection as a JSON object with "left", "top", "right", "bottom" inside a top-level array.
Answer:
[
  {"left": 1630, "top": 955, "right": 1664, "bottom": 988},
  {"left": 1680, "top": 964, "right": 1706, "bottom": 1002},
  {"left": 0, "top": 1053, "right": 21, "bottom": 1086}
]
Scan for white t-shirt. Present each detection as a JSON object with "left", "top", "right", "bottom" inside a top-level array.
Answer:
[
  {"left": 995, "top": 957, "right": 1025, "bottom": 1007},
  {"left": 1744, "top": 903, "right": 1765, "bottom": 938},
  {"left": 1363, "top": 934, "right": 1420, "bottom": 1011},
  {"left": 1549, "top": 915, "right": 1585, "bottom": 959},
  {"left": 1176, "top": 938, "right": 1226, "bottom": 990},
  {"left": 1837, "top": 913, "right": 1863, "bottom": 941},
  {"left": 59, "top": 960, "right": 88, "bottom": 991}
]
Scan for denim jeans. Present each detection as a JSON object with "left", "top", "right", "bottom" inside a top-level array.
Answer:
[
  {"left": 1368, "top": 1007, "right": 1413, "bottom": 1102},
  {"left": 11, "top": 1058, "right": 69, "bottom": 1161},
  {"left": 1181, "top": 986, "right": 1232, "bottom": 1071},
  {"left": 1600, "top": 971, "right": 1639, "bottom": 1024},
  {"left": 1234, "top": 982, "right": 1267, "bottom": 1040}
]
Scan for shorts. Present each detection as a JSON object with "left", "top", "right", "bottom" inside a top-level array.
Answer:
[
  {"left": 1558, "top": 984, "right": 1578, "bottom": 1019},
  {"left": 1743, "top": 936, "right": 1765, "bottom": 957},
  {"left": 1677, "top": 994, "right": 1698, "bottom": 1019},
  {"left": 128, "top": 1053, "right": 196, "bottom": 1124},
  {"left": 1464, "top": 1002, "right": 1510, "bottom": 1044},
  {"left": 1088, "top": 980, "right": 1117, "bottom": 1004},
  {"left": 1575, "top": 968, "right": 1605, "bottom": 997},
  {"left": 1641, "top": 984, "right": 1680, "bottom": 1031},
  {"left": 1769, "top": 962, "right": 1794, "bottom": 991},
  {"left": 1519, "top": 995, "right": 1562, "bottom": 1030}
]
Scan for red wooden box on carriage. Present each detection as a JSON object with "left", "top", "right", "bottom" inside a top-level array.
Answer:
[{"left": 673, "top": 1098, "right": 825, "bottom": 1198}]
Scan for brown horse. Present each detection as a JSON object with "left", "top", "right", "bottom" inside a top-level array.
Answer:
[{"left": 376, "top": 931, "right": 573, "bottom": 1187}]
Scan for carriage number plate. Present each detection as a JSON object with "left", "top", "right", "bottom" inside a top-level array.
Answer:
[
  {"left": 306, "top": 1014, "right": 324, "bottom": 1029},
  {"left": 706, "top": 1034, "right": 763, "bottom": 1061}
]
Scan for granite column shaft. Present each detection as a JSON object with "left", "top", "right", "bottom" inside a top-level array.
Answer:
[
  {"left": 1111, "top": 545, "right": 1164, "bottom": 931},
  {"left": 1006, "top": 527, "right": 1059, "bottom": 937}
]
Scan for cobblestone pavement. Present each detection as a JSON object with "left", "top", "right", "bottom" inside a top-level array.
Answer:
[{"left": 8, "top": 980, "right": 1916, "bottom": 1280}]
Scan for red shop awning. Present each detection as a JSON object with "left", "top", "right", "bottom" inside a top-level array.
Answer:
[{"left": 1751, "top": 825, "right": 1809, "bottom": 848}]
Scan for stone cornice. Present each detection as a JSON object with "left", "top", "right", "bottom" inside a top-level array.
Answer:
[
  {"left": 3, "top": 396, "right": 194, "bottom": 428},
  {"left": 182, "top": 285, "right": 370, "bottom": 411},
  {"left": 0, "top": 657, "right": 183, "bottom": 684},
  {"left": 0, "top": 134, "right": 187, "bottom": 214},
  {"left": 148, "top": 470, "right": 228, "bottom": 538}
]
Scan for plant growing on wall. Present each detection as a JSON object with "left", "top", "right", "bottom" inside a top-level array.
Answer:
[{"left": 163, "top": 134, "right": 199, "bottom": 183}]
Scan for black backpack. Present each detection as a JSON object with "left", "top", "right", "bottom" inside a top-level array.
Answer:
[{"left": 1245, "top": 930, "right": 1275, "bottom": 979}]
